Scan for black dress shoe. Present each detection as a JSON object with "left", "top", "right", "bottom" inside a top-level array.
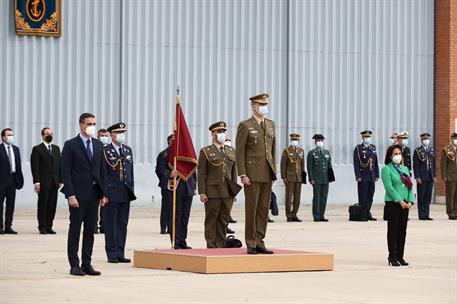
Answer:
[
  {"left": 4, "top": 228, "right": 17, "bottom": 234},
  {"left": 292, "top": 217, "right": 302, "bottom": 222},
  {"left": 268, "top": 218, "right": 274, "bottom": 223},
  {"left": 0, "top": 230, "right": 4, "bottom": 235},
  {"left": 256, "top": 246, "right": 274, "bottom": 254},
  {"left": 247, "top": 247, "right": 258, "bottom": 254},
  {"left": 368, "top": 217, "right": 377, "bottom": 221},
  {"left": 81, "top": 265, "right": 101, "bottom": 276},
  {"left": 46, "top": 229, "right": 56, "bottom": 234},
  {"left": 117, "top": 257, "right": 131, "bottom": 263},
  {"left": 287, "top": 218, "right": 293, "bottom": 222},
  {"left": 426, "top": 217, "right": 433, "bottom": 220},
  {"left": 108, "top": 258, "right": 118, "bottom": 263},
  {"left": 418, "top": 217, "right": 427, "bottom": 221},
  {"left": 319, "top": 218, "right": 329, "bottom": 222},
  {"left": 228, "top": 216, "right": 237, "bottom": 224},
  {"left": 449, "top": 216, "right": 457, "bottom": 220},
  {"left": 70, "top": 266, "right": 85, "bottom": 276},
  {"left": 388, "top": 258, "right": 400, "bottom": 267},
  {"left": 397, "top": 258, "right": 409, "bottom": 266},
  {"left": 179, "top": 242, "right": 192, "bottom": 249},
  {"left": 160, "top": 229, "right": 167, "bottom": 234},
  {"left": 39, "top": 229, "right": 47, "bottom": 234},
  {"left": 99, "top": 227, "right": 105, "bottom": 233},
  {"left": 313, "top": 219, "right": 320, "bottom": 222},
  {"left": 226, "top": 227, "right": 235, "bottom": 234}
]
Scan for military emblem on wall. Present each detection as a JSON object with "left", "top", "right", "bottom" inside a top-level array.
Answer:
[{"left": 15, "top": 0, "right": 61, "bottom": 37}]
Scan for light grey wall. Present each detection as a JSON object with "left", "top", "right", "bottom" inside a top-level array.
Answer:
[{"left": 0, "top": 0, "right": 434, "bottom": 209}]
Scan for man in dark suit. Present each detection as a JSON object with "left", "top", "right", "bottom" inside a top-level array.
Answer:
[
  {"left": 31, "top": 127, "right": 62, "bottom": 234},
  {"left": 155, "top": 134, "right": 173, "bottom": 235},
  {"left": 0, "top": 128, "right": 24, "bottom": 234},
  {"left": 102, "top": 122, "right": 136, "bottom": 263},
  {"left": 61, "top": 113, "right": 107, "bottom": 276}
]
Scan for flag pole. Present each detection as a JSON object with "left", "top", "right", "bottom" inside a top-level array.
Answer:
[{"left": 171, "top": 87, "right": 180, "bottom": 249}]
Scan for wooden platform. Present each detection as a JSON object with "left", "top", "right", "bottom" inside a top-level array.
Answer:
[{"left": 133, "top": 248, "right": 334, "bottom": 274}]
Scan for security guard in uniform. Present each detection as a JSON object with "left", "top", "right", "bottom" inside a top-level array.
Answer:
[
  {"left": 198, "top": 121, "right": 240, "bottom": 248},
  {"left": 413, "top": 133, "right": 436, "bottom": 220},
  {"left": 307, "top": 134, "right": 333, "bottom": 222},
  {"left": 236, "top": 93, "right": 276, "bottom": 255},
  {"left": 280, "top": 133, "right": 304, "bottom": 222},
  {"left": 441, "top": 133, "right": 457, "bottom": 220},
  {"left": 398, "top": 131, "right": 412, "bottom": 175},
  {"left": 102, "top": 122, "right": 136, "bottom": 263},
  {"left": 353, "top": 130, "right": 379, "bottom": 221}
]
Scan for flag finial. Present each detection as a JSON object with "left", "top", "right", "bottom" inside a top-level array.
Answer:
[{"left": 176, "top": 86, "right": 181, "bottom": 104}]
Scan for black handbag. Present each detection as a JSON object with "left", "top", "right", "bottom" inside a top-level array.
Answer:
[
  {"left": 227, "top": 178, "right": 242, "bottom": 197},
  {"left": 224, "top": 235, "right": 242, "bottom": 248},
  {"left": 348, "top": 203, "right": 368, "bottom": 221}
]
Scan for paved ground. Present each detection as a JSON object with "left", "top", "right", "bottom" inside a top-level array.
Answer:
[{"left": 0, "top": 204, "right": 456, "bottom": 304}]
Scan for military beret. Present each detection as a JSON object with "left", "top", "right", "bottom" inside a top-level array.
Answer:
[
  {"left": 289, "top": 133, "right": 300, "bottom": 140},
  {"left": 107, "top": 122, "right": 126, "bottom": 133},
  {"left": 312, "top": 134, "right": 325, "bottom": 140},
  {"left": 360, "top": 130, "right": 372, "bottom": 137},
  {"left": 397, "top": 131, "right": 409, "bottom": 139},
  {"left": 420, "top": 133, "right": 431, "bottom": 139},
  {"left": 451, "top": 133, "right": 457, "bottom": 139},
  {"left": 209, "top": 121, "right": 227, "bottom": 132},
  {"left": 249, "top": 93, "right": 269, "bottom": 104}
]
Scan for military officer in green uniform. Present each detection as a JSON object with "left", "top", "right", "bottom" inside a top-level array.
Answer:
[
  {"left": 441, "top": 133, "right": 457, "bottom": 220},
  {"left": 236, "top": 93, "right": 276, "bottom": 255},
  {"left": 280, "top": 133, "right": 304, "bottom": 222},
  {"left": 307, "top": 134, "right": 333, "bottom": 222},
  {"left": 198, "top": 121, "right": 240, "bottom": 248}
]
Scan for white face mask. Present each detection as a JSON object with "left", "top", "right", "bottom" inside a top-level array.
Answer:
[
  {"left": 224, "top": 141, "right": 232, "bottom": 147},
  {"left": 85, "top": 126, "right": 96, "bottom": 137},
  {"left": 216, "top": 133, "right": 226, "bottom": 144},
  {"left": 402, "top": 139, "right": 409, "bottom": 146},
  {"left": 316, "top": 141, "right": 324, "bottom": 149},
  {"left": 116, "top": 133, "right": 126, "bottom": 144},
  {"left": 99, "top": 136, "right": 110, "bottom": 145},
  {"left": 363, "top": 137, "right": 371, "bottom": 145},
  {"left": 453, "top": 139, "right": 457, "bottom": 146},
  {"left": 389, "top": 138, "right": 396, "bottom": 145},
  {"left": 392, "top": 154, "right": 402, "bottom": 164},
  {"left": 290, "top": 140, "right": 299, "bottom": 147},
  {"left": 6, "top": 135, "right": 14, "bottom": 145},
  {"left": 422, "top": 139, "right": 430, "bottom": 146},
  {"left": 258, "top": 105, "right": 268, "bottom": 115}
]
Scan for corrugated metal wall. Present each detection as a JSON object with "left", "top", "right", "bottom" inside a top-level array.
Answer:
[{"left": 0, "top": 0, "right": 434, "bottom": 207}]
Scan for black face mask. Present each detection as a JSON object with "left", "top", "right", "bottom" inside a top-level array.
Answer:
[{"left": 45, "top": 135, "right": 53, "bottom": 143}]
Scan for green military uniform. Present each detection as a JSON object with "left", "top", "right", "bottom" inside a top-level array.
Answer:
[
  {"left": 441, "top": 133, "right": 457, "bottom": 219},
  {"left": 236, "top": 93, "right": 276, "bottom": 252},
  {"left": 198, "top": 122, "right": 239, "bottom": 248},
  {"left": 280, "top": 134, "right": 304, "bottom": 221},
  {"left": 307, "top": 134, "right": 333, "bottom": 221}
]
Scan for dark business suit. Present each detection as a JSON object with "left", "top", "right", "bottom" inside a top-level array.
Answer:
[
  {"left": 155, "top": 147, "right": 172, "bottom": 233},
  {"left": 0, "top": 144, "right": 24, "bottom": 230},
  {"left": 61, "top": 135, "right": 106, "bottom": 268},
  {"left": 103, "top": 143, "right": 136, "bottom": 260},
  {"left": 30, "top": 143, "right": 61, "bottom": 231}
]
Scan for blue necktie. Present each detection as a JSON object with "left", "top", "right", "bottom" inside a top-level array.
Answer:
[{"left": 86, "top": 139, "right": 93, "bottom": 162}]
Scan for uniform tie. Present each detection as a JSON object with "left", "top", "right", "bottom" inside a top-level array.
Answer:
[
  {"left": 220, "top": 146, "right": 225, "bottom": 155},
  {"left": 260, "top": 120, "right": 266, "bottom": 133},
  {"left": 7, "top": 145, "right": 15, "bottom": 174},
  {"left": 48, "top": 144, "right": 52, "bottom": 156}
]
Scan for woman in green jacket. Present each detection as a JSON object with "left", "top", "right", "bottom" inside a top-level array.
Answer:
[{"left": 381, "top": 144, "right": 415, "bottom": 266}]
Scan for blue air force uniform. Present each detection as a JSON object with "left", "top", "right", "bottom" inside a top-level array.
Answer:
[
  {"left": 103, "top": 123, "right": 136, "bottom": 262},
  {"left": 413, "top": 133, "right": 436, "bottom": 220},
  {"left": 353, "top": 130, "right": 379, "bottom": 220}
]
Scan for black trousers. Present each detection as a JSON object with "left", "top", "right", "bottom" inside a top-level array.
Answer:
[
  {"left": 103, "top": 201, "right": 130, "bottom": 259},
  {"left": 358, "top": 181, "right": 375, "bottom": 217},
  {"left": 169, "top": 182, "right": 193, "bottom": 245},
  {"left": 0, "top": 177, "right": 16, "bottom": 230},
  {"left": 160, "top": 188, "right": 171, "bottom": 231},
  {"left": 417, "top": 181, "right": 433, "bottom": 219},
  {"left": 386, "top": 202, "right": 409, "bottom": 259},
  {"left": 37, "top": 186, "right": 58, "bottom": 230},
  {"left": 67, "top": 187, "right": 100, "bottom": 267}
]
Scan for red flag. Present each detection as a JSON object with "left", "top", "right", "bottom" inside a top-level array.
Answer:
[{"left": 168, "top": 97, "right": 197, "bottom": 181}]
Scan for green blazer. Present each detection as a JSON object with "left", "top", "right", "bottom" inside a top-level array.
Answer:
[{"left": 381, "top": 162, "right": 415, "bottom": 203}]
